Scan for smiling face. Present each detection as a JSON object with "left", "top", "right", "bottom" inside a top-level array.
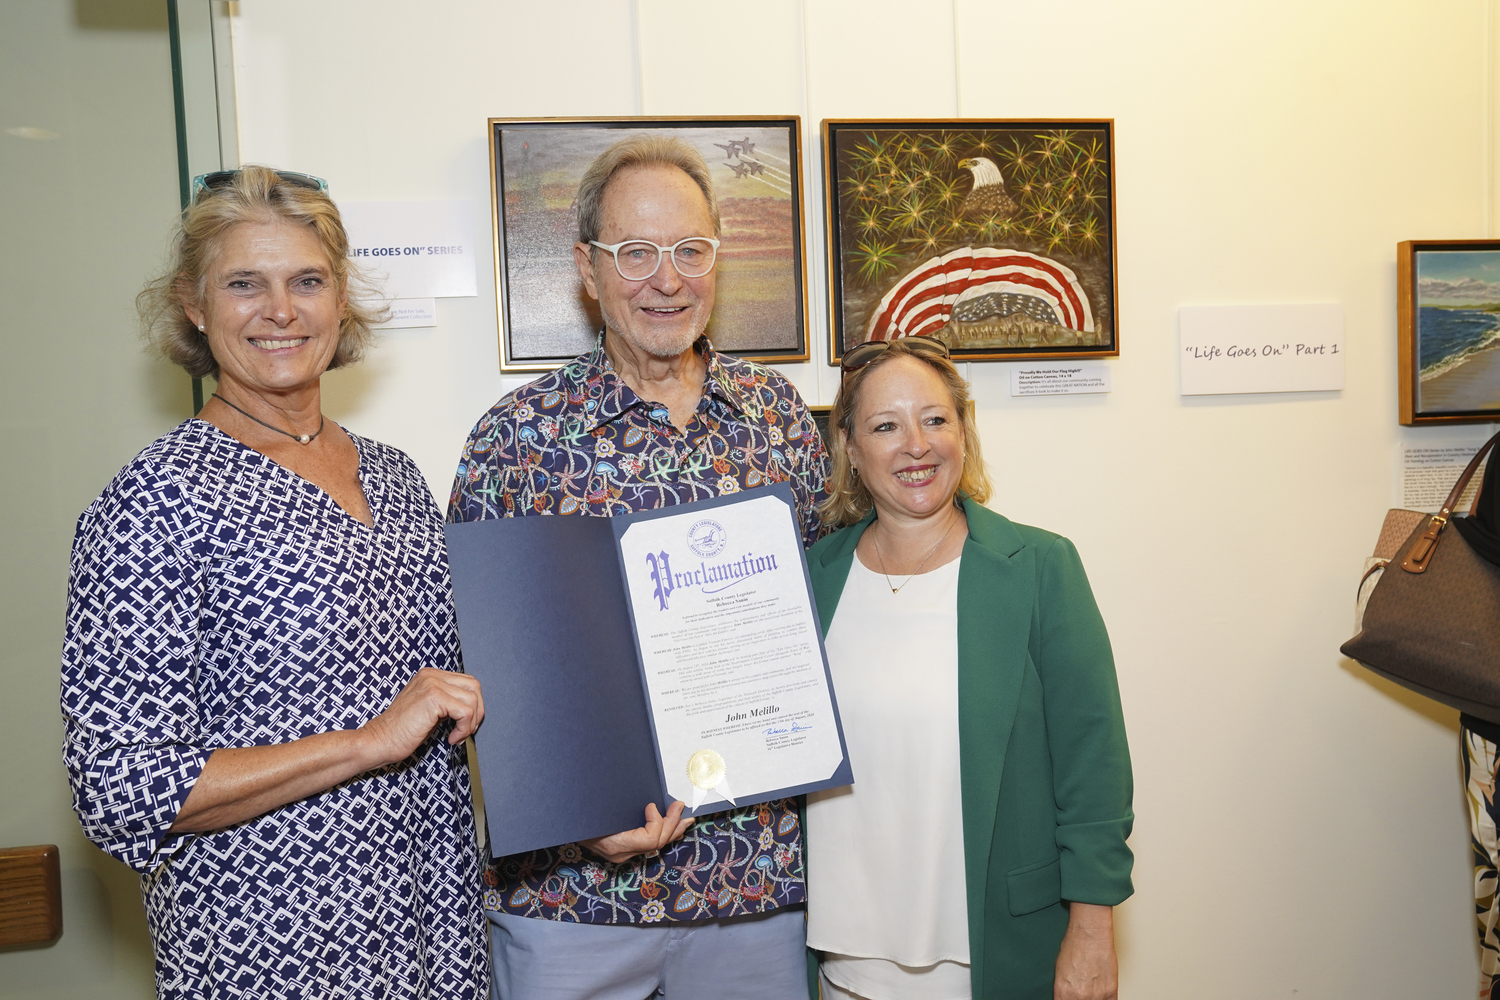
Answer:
[
  {"left": 573, "top": 163, "right": 717, "bottom": 362},
  {"left": 183, "top": 219, "right": 346, "bottom": 403},
  {"left": 844, "top": 355, "right": 966, "bottom": 526}
]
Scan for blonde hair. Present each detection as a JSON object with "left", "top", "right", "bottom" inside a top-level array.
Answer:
[
  {"left": 818, "top": 341, "right": 993, "bottom": 527},
  {"left": 137, "top": 165, "right": 382, "bottom": 379}
]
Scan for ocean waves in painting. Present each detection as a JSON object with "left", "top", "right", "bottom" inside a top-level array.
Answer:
[{"left": 1418, "top": 306, "right": 1500, "bottom": 380}]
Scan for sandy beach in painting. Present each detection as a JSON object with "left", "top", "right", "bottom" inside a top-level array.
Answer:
[{"left": 1421, "top": 342, "right": 1500, "bottom": 411}]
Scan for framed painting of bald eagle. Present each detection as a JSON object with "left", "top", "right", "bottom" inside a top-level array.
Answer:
[{"left": 821, "top": 119, "right": 1118, "bottom": 365}]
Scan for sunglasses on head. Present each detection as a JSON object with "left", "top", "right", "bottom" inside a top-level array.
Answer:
[
  {"left": 190, "top": 169, "right": 330, "bottom": 203},
  {"left": 840, "top": 335, "right": 951, "bottom": 373}
]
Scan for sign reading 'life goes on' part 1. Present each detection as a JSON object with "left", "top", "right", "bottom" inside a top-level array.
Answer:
[{"left": 1178, "top": 304, "right": 1344, "bottom": 395}]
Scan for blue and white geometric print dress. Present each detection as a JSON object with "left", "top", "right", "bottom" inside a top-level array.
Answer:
[{"left": 61, "top": 420, "right": 487, "bottom": 1000}]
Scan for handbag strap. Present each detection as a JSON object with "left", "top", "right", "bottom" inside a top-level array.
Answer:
[{"left": 1401, "top": 428, "right": 1500, "bottom": 573}]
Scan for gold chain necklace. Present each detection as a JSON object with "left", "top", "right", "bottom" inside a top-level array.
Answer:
[{"left": 870, "top": 514, "right": 959, "bottom": 594}]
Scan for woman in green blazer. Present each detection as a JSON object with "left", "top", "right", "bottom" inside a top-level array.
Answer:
[{"left": 803, "top": 337, "right": 1133, "bottom": 1000}]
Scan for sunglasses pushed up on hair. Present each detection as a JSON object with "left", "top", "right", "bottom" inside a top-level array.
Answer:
[
  {"left": 190, "top": 169, "right": 329, "bottom": 203},
  {"left": 839, "top": 335, "right": 951, "bottom": 374}
]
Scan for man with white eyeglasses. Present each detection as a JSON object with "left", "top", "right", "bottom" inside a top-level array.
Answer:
[{"left": 449, "top": 135, "right": 828, "bottom": 998}]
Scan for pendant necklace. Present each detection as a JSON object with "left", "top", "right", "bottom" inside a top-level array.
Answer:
[
  {"left": 212, "top": 393, "right": 325, "bottom": 445},
  {"left": 870, "top": 514, "right": 958, "bottom": 594}
]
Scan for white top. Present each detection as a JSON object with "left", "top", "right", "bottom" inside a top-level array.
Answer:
[{"left": 807, "top": 552, "right": 970, "bottom": 1000}]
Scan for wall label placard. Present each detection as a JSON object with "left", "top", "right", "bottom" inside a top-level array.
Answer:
[
  {"left": 1178, "top": 303, "right": 1344, "bottom": 395},
  {"left": 372, "top": 298, "right": 437, "bottom": 330},
  {"left": 1009, "top": 364, "right": 1111, "bottom": 397},
  {"left": 1398, "top": 435, "right": 1493, "bottom": 512},
  {"left": 339, "top": 200, "right": 477, "bottom": 300}
]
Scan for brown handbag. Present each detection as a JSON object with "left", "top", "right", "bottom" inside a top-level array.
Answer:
[{"left": 1341, "top": 430, "right": 1500, "bottom": 724}]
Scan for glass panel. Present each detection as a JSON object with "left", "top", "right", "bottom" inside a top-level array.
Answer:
[
  {"left": 170, "top": 0, "right": 238, "bottom": 411},
  {"left": 0, "top": 0, "right": 232, "bottom": 993}
]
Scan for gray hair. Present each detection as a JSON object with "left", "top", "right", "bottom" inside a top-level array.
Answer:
[
  {"left": 576, "top": 135, "right": 721, "bottom": 245},
  {"left": 137, "top": 164, "right": 382, "bottom": 379}
]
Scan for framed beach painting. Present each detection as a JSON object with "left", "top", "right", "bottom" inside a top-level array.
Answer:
[
  {"left": 488, "top": 116, "right": 810, "bottom": 372},
  {"left": 822, "top": 119, "right": 1119, "bottom": 366},
  {"left": 1398, "top": 240, "right": 1500, "bottom": 425}
]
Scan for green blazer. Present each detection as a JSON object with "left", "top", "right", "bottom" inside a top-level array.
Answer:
[{"left": 805, "top": 499, "right": 1134, "bottom": 999}]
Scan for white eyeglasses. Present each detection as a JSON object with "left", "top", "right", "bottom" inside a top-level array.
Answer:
[{"left": 589, "top": 237, "right": 721, "bottom": 280}]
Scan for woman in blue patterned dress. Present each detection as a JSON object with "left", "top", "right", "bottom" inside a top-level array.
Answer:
[{"left": 60, "top": 167, "right": 489, "bottom": 998}]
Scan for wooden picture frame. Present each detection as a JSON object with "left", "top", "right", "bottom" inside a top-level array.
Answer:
[
  {"left": 488, "top": 116, "right": 811, "bottom": 372},
  {"left": 822, "top": 119, "right": 1119, "bottom": 366},
  {"left": 1398, "top": 239, "right": 1500, "bottom": 425},
  {"left": 807, "top": 404, "right": 833, "bottom": 454}
]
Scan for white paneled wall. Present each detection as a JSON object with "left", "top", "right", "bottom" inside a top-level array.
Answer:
[{"left": 231, "top": 3, "right": 1495, "bottom": 995}]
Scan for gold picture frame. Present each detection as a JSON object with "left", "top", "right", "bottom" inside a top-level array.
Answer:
[{"left": 488, "top": 116, "right": 812, "bottom": 372}]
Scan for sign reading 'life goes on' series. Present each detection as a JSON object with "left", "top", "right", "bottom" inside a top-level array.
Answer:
[
  {"left": 1178, "top": 303, "right": 1345, "bottom": 395},
  {"left": 338, "top": 200, "right": 478, "bottom": 327}
]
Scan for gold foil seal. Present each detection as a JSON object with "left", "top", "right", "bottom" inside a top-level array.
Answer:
[{"left": 686, "top": 749, "right": 727, "bottom": 790}]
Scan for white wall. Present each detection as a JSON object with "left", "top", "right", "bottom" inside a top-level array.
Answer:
[{"left": 231, "top": 2, "right": 1497, "bottom": 995}]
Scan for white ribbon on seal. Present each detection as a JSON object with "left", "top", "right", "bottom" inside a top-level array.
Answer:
[{"left": 686, "top": 749, "right": 736, "bottom": 809}]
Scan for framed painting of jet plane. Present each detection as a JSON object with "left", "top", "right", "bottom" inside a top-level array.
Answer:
[
  {"left": 821, "top": 119, "right": 1119, "bottom": 366},
  {"left": 489, "top": 117, "right": 811, "bottom": 371}
]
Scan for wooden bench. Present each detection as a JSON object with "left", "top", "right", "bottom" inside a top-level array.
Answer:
[{"left": 0, "top": 846, "right": 62, "bottom": 948}]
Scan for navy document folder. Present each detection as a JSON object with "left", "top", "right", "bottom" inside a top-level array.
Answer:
[{"left": 444, "top": 483, "right": 852, "bottom": 857}]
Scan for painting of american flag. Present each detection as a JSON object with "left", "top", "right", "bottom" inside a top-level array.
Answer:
[{"left": 822, "top": 119, "right": 1118, "bottom": 365}]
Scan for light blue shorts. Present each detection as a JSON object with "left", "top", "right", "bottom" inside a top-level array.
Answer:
[{"left": 488, "top": 907, "right": 808, "bottom": 999}]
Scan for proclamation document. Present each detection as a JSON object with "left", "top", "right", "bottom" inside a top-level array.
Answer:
[
  {"left": 446, "top": 483, "right": 852, "bottom": 853},
  {"left": 616, "top": 488, "right": 851, "bottom": 816}
]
